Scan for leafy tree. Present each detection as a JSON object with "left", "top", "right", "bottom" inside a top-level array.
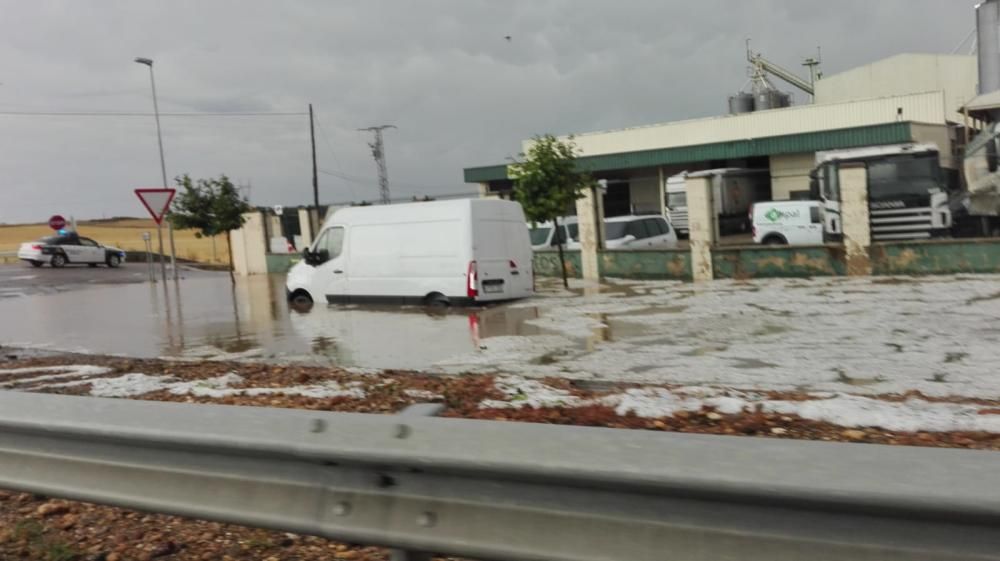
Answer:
[
  {"left": 509, "top": 134, "right": 593, "bottom": 288},
  {"left": 169, "top": 174, "right": 252, "bottom": 276}
]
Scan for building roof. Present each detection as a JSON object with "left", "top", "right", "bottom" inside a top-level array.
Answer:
[
  {"left": 465, "top": 121, "right": 918, "bottom": 183},
  {"left": 962, "top": 90, "right": 1000, "bottom": 115}
]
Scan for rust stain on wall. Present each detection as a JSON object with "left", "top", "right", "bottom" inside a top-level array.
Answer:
[{"left": 666, "top": 257, "right": 687, "bottom": 278}]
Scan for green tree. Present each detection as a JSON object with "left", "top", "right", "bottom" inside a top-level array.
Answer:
[
  {"left": 509, "top": 134, "right": 593, "bottom": 288},
  {"left": 169, "top": 174, "right": 252, "bottom": 277}
]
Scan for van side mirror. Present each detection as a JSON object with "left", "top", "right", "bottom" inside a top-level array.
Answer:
[{"left": 302, "top": 248, "right": 315, "bottom": 265}]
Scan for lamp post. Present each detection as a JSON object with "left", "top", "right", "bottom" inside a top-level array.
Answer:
[{"left": 134, "top": 57, "right": 177, "bottom": 281}]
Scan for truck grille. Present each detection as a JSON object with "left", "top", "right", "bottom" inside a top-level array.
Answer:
[
  {"left": 870, "top": 207, "right": 934, "bottom": 241},
  {"left": 670, "top": 211, "right": 689, "bottom": 231}
]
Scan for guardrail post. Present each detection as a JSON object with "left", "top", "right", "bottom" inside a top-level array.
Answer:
[{"left": 388, "top": 403, "right": 445, "bottom": 561}]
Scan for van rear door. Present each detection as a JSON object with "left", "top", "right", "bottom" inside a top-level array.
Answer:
[{"left": 473, "top": 218, "right": 533, "bottom": 302}]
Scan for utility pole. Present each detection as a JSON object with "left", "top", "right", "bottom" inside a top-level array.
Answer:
[
  {"left": 309, "top": 104, "right": 320, "bottom": 238},
  {"left": 134, "top": 57, "right": 174, "bottom": 282},
  {"left": 358, "top": 125, "right": 396, "bottom": 204}
]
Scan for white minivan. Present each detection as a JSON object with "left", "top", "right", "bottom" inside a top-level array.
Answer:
[
  {"left": 286, "top": 199, "right": 534, "bottom": 306},
  {"left": 604, "top": 215, "right": 678, "bottom": 249},
  {"left": 528, "top": 217, "right": 578, "bottom": 251},
  {"left": 751, "top": 201, "right": 824, "bottom": 246}
]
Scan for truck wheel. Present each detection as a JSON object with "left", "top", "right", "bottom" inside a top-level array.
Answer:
[{"left": 50, "top": 254, "right": 67, "bottom": 268}]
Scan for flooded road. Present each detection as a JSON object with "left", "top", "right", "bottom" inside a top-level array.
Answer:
[
  {"left": 2, "top": 267, "right": 1000, "bottom": 401},
  {"left": 0, "top": 272, "right": 546, "bottom": 369}
]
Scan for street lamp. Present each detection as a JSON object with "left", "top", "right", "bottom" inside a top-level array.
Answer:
[{"left": 134, "top": 57, "right": 177, "bottom": 281}]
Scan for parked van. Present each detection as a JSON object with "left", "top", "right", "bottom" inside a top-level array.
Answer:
[
  {"left": 752, "top": 200, "right": 824, "bottom": 246},
  {"left": 286, "top": 199, "right": 534, "bottom": 306},
  {"left": 528, "top": 217, "right": 578, "bottom": 251},
  {"left": 604, "top": 215, "right": 678, "bottom": 249}
]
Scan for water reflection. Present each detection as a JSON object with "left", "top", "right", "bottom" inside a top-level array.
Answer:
[{"left": 0, "top": 274, "right": 553, "bottom": 370}]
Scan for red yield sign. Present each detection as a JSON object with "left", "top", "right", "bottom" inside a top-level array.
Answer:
[
  {"left": 48, "top": 215, "right": 67, "bottom": 231},
  {"left": 134, "top": 189, "right": 176, "bottom": 225}
]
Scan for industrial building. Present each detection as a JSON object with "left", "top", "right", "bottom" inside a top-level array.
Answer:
[{"left": 464, "top": 53, "right": 977, "bottom": 217}]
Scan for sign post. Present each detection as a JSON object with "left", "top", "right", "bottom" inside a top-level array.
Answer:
[{"left": 135, "top": 189, "right": 176, "bottom": 283}]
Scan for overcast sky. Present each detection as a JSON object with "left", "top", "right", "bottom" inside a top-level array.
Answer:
[{"left": 0, "top": 0, "right": 979, "bottom": 224}]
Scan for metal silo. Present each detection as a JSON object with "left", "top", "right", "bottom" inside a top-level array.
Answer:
[
  {"left": 978, "top": 0, "right": 1000, "bottom": 95},
  {"left": 728, "top": 93, "right": 755, "bottom": 115}
]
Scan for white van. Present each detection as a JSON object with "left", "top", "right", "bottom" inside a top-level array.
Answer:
[
  {"left": 286, "top": 199, "right": 534, "bottom": 306},
  {"left": 752, "top": 201, "right": 824, "bottom": 246}
]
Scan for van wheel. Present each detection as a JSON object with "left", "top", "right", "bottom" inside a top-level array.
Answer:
[
  {"left": 288, "top": 290, "right": 314, "bottom": 312},
  {"left": 763, "top": 235, "right": 788, "bottom": 246},
  {"left": 424, "top": 293, "right": 451, "bottom": 308}
]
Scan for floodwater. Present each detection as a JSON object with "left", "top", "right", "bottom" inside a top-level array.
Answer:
[
  {"left": 0, "top": 273, "right": 549, "bottom": 369},
  {"left": 4, "top": 271, "right": 1000, "bottom": 402}
]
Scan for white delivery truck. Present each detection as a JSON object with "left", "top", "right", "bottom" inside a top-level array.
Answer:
[
  {"left": 286, "top": 199, "right": 534, "bottom": 306},
  {"left": 751, "top": 200, "right": 824, "bottom": 246},
  {"left": 666, "top": 169, "right": 770, "bottom": 237}
]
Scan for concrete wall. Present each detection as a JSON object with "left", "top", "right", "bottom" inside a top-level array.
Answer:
[
  {"left": 629, "top": 176, "right": 661, "bottom": 214},
  {"left": 872, "top": 239, "right": 1000, "bottom": 275},
  {"left": 534, "top": 250, "right": 690, "bottom": 281},
  {"left": 535, "top": 240, "right": 1000, "bottom": 281},
  {"left": 534, "top": 250, "right": 583, "bottom": 279},
  {"left": 600, "top": 250, "right": 691, "bottom": 281},
  {"left": 769, "top": 153, "right": 815, "bottom": 200},
  {"left": 713, "top": 245, "right": 845, "bottom": 279},
  {"left": 814, "top": 54, "right": 977, "bottom": 123},
  {"left": 230, "top": 211, "right": 268, "bottom": 276}
]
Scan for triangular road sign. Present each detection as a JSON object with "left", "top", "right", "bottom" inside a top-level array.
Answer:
[{"left": 135, "top": 188, "right": 176, "bottom": 224}]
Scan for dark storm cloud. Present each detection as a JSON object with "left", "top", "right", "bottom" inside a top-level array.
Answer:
[{"left": 0, "top": 0, "right": 979, "bottom": 222}]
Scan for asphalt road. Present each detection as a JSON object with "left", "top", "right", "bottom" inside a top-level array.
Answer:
[{"left": 0, "top": 262, "right": 220, "bottom": 298}]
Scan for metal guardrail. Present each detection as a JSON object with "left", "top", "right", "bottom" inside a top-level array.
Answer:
[{"left": 0, "top": 391, "right": 999, "bottom": 561}]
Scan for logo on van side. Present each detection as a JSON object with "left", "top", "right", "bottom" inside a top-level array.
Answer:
[{"left": 764, "top": 208, "right": 801, "bottom": 222}]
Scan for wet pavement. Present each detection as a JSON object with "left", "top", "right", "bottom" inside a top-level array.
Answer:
[
  {"left": 0, "top": 268, "right": 541, "bottom": 369},
  {"left": 2, "top": 263, "right": 1000, "bottom": 400},
  {"left": 0, "top": 262, "right": 216, "bottom": 298}
]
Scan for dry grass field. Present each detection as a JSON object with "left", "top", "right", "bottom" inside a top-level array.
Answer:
[{"left": 0, "top": 219, "right": 230, "bottom": 264}]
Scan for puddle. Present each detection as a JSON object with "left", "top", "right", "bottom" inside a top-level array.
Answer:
[{"left": 730, "top": 358, "right": 780, "bottom": 370}]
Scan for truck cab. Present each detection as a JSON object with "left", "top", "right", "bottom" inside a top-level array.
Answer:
[{"left": 811, "top": 144, "right": 952, "bottom": 241}]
